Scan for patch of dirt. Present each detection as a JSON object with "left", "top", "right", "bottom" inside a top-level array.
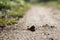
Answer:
[{"left": 0, "top": 5, "right": 60, "bottom": 40}]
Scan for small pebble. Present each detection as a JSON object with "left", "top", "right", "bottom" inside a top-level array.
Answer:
[
  {"left": 50, "top": 26, "right": 55, "bottom": 28},
  {"left": 49, "top": 38, "right": 54, "bottom": 40},
  {"left": 27, "top": 25, "right": 35, "bottom": 32}
]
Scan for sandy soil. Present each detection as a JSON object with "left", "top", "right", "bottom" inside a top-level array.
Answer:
[{"left": 0, "top": 5, "right": 60, "bottom": 40}]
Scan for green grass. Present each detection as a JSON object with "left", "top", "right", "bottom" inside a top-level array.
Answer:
[
  {"left": 0, "top": 3, "right": 30, "bottom": 28},
  {"left": 7, "top": 3, "right": 30, "bottom": 16},
  {"left": 45, "top": 1, "right": 60, "bottom": 8},
  {"left": 33, "top": 1, "right": 60, "bottom": 9}
]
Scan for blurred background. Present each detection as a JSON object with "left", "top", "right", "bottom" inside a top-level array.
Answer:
[{"left": 0, "top": 0, "right": 60, "bottom": 28}]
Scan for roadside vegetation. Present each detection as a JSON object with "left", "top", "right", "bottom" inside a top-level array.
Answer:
[
  {"left": 0, "top": 0, "right": 30, "bottom": 28},
  {"left": 30, "top": 0, "right": 60, "bottom": 8}
]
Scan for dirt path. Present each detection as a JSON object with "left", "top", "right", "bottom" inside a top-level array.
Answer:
[
  {"left": 0, "top": 5, "right": 60, "bottom": 40},
  {"left": 21, "top": 6, "right": 60, "bottom": 29}
]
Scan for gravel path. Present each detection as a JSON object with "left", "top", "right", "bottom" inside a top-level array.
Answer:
[{"left": 0, "top": 5, "right": 60, "bottom": 40}]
